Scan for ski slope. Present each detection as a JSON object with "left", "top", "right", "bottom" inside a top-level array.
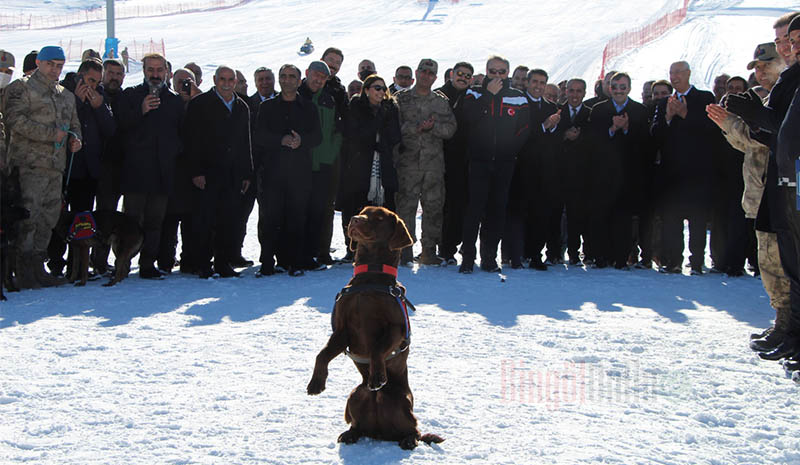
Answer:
[{"left": 2, "top": 1, "right": 800, "bottom": 464}]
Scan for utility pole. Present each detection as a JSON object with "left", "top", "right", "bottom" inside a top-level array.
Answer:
[{"left": 104, "top": 0, "right": 119, "bottom": 59}]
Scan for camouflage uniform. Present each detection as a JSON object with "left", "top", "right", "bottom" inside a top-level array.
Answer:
[
  {"left": 721, "top": 110, "right": 791, "bottom": 326},
  {"left": 4, "top": 69, "right": 80, "bottom": 257},
  {"left": 394, "top": 87, "right": 456, "bottom": 251}
]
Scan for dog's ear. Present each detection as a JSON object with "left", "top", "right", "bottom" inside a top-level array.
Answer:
[{"left": 388, "top": 216, "right": 414, "bottom": 251}]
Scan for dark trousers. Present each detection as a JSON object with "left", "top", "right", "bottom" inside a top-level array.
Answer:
[
  {"left": 318, "top": 158, "right": 340, "bottom": 258},
  {"left": 233, "top": 180, "right": 256, "bottom": 258},
  {"left": 565, "top": 189, "right": 589, "bottom": 261},
  {"left": 461, "top": 160, "right": 515, "bottom": 263},
  {"left": 305, "top": 165, "right": 334, "bottom": 263},
  {"left": 440, "top": 159, "right": 468, "bottom": 260},
  {"left": 191, "top": 179, "right": 238, "bottom": 268},
  {"left": 778, "top": 187, "right": 800, "bottom": 327},
  {"left": 158, "top": 212, "right": 194, "bottom": 271},
  {"left": 589, "top": 196, "right": 632, "bottom": 267},
  {"left": 525, "top": 193, "right": 563, "bottom": 262},
  {"left": 123, "top": 192, "right": 169, "bottom": 269},
  {"left": 661, "top": 201, "right": 708, "bottom": 269},
  {"left": 257, "top": 176, "right": 311, "bottom": 270}
]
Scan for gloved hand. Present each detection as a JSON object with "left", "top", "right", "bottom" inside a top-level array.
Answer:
[{"left": 725, "top": 89, "right": 767, "bottom": 129}]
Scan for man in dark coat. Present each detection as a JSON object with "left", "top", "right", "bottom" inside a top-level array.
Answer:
[
  {"left": 556, "top": 78, "right": 592, "bottom": 265},
  {"left": 651, "top": 61, "right": 717, "bottom": 274},
  {"left": 184, "top": 65, "right": 253, "bottom": 278},
  {"left": 436, "top": 61, "right": 473, "bottom": 264},
  {"left": 588, "top": 72, "right": 650, "bottom": 269},
  {"left": 457, "top": 56, "right": 530, "bottom": 273},
  {"left": 116, "top": 52, "right": 185, "bottom": 279},
  {"left": 254, "top": 64, "right": 321, "bottom": 276}
]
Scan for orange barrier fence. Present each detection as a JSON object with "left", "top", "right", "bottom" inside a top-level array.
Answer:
[
  {"left": 59, "top": 38, "right": 166, "bottom": 61},
  {"left": 0, "top": 0, "right": 248, "bottom": 30},
  {"left": 599, "top": 0, "right": 690, "bottom": 78}
]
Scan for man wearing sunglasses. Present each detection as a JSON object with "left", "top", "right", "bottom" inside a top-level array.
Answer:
[
  {"left": 436, "top": 62, "right": 474, "bottom": 264},
  {"left": 394, "top": 58, "right": 457, "bottom": 266},
  {"left": 587, "top": 71, "right": 650, "bottom": 270},
  {"left": 457, "top": 55, "right": 530, "bottom": 274}
]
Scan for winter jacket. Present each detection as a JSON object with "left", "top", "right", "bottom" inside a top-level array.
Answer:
[
  {"left": 650, "top": 86, "right": 717, "bottom": 205},
  {"left": 299, "top": 80, "right": 343, "bottom": 170},
  {"left": 116, "top": 79, "right": 185, "bottom": 194},
  {"left": 777, "top": 87, "right": 800, "bottom": 188},
  {"left": 458, "top": 78, "right": 530, "bottom": 163},
  {"left": 62, "top": 81, "right": 116, "bottom": 180},
  {"left": 184, "top": 88, "right": 253, "bottom": 188},
  {"left": 394, "top": 86, "right": 456, "bottom": 173},
  {"left": 340, "top": 95, "right": 401, "bottom": 194},
  {"left": 4, "top": 69, "right": 81, "bottom": 174},
  {"left": 253, "top": 92, "right": 321, "bottom": 190}
]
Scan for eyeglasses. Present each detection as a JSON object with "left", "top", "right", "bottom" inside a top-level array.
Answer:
[
  {"left": 488, "top": 68, "right": 507, "bottom": 75},
  {"left": 610, "top": 84, "right": 628, "bottom": 90},
  {"left": 455, "top": 70, "right": 472, "bottom": 79},
  {"left": 370, "top": 85, "right": 387, "bottom": 92}
]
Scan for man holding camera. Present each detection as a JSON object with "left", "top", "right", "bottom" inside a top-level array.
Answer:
[{"left": 116, "top": 52, "right": 185, "bottom": 279}]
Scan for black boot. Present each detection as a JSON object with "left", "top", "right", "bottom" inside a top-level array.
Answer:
[{"left": 750, "top": 328, "right": 788, "bottom": 352}]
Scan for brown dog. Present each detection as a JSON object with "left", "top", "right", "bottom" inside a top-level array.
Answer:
[
  {"left": 307, "top": 206, "right": 443, "bottom": 449},
  {"left": 55, "top": 210, "right": 143, "bottom": 287}
]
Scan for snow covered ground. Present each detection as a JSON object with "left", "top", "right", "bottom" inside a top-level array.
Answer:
[{"left": 3, "top": 0, "right": 800, "bottom": 463}]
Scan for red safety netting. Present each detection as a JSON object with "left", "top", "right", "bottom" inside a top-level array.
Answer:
[
  {"left": 59, "top": 38, "right": 166, "bottom": 61},
  {"left": 599, "top": 0, "right": 690, "bottom": 78},
  {"left": 0, "top": 0, "right": 248, "bottom": 31}
]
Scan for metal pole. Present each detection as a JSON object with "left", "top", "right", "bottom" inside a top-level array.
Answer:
[{"left": 106, "top": 0, "right": 114, "bottom": 39}]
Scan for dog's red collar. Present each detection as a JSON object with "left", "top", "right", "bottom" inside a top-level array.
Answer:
[{"left": 353, "top": 264, "right": 398, "bottom": 278}]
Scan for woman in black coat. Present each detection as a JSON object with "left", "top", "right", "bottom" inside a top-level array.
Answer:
[{"left": 337, "top": 74, "right": 401, "bottom": 253}]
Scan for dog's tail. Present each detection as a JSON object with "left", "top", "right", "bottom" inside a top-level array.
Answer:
[{"left": 420, "top": 433, "right": 444, "bottom": 445}]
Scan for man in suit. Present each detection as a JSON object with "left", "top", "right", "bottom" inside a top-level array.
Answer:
[
  {"left": 507, "top": 68, "right": 561, "bottom": 270},
  {"left": 651, "top": 61, "right": 717, "bottom": 274},
  {"left": 556, "top": 78, "right": 592, "bottom": 265},
  {"left": 588, "top": 72, "right": 650, "bottom": 269}
]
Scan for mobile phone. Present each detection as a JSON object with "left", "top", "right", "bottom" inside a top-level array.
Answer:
[
  {"left": 76, "top": 74, "right": 84, "bottom": 86},
  {"left": 182, "top": 79, "right": 192, "bottom": 93},
  {"left": 149, "top": 84, "right": 160, "bottom": 98}
]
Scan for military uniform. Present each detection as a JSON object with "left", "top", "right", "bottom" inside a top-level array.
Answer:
[
  {"left": 393, "top": 87, "right": 456, "bottom": 256},
  {"left": 5, "top": 69, "right": 80, "bottom": 263}
]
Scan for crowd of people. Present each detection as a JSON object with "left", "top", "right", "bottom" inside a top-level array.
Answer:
[{"left": 2, "top": 13, "right": 800, "bottom": 369}]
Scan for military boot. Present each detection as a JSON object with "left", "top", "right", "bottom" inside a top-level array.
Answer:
[
  {"left": 751, "top": 306, "right": 792, "bottom": 352},
  {"left": 417, "top": 247, "right": 444, "bottom": 266},
  {"left": 33, "top": 253, "right": 67, "bottom": 287}
]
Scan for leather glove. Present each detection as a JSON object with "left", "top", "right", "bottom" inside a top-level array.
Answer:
[{"left": 726, "top": 89, "right": 767, "bottom": 129}]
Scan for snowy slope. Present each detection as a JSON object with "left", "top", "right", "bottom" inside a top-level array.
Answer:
[{"left": 3, "top": 1, "right": 800, "bottom": 464}]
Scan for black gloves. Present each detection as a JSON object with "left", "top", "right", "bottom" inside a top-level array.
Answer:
[{"left": 726, "top": 88, "right": 768, "bottom": 130}]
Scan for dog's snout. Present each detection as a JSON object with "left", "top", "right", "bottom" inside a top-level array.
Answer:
[{"left": 350, "top": 215, "right": 367, "bottom": 225}]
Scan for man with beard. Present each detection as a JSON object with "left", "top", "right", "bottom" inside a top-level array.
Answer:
[
  {"left": 641, "top": 80, "right": 655, "bottom": 108},
  {"left": 511, "top": 66, "right": 529, "bottom": 91},
  {"left": 254, "top": 64, "right": 321, "bottom": 277},
  {"left": 46, "top": 57, "right": 116, "bottom": 277},
  {"left": 184, "top": 65, "right": 253, "bottom": 278},
  {"left": 357, "top": 59, "right": 376, "bottom": 82},
  {"left": 588, "top": 72, "right": 650, "bottom": 269},
  {"left": 4, "top": 45, "right": 81, "bottom": 288},
  {"left": 436, "top": 61, "right": 473, "bottom": 264},
  {"left": 116, "top": 52, "right": 185, "bottom": 279}
]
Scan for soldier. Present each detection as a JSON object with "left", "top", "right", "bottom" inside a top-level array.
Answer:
[
  {"left": 4, "top": 45, "right": 81, "bottom": 289},
  {"left": 394, "top": 58, "right": 457, "bottom": 266}
]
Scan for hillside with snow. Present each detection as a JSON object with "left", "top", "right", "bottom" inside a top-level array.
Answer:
[{"left": 3, "top": 1, "right": 800, "bottom": 464}]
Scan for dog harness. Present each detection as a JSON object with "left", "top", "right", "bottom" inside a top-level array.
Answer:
[
  {"left": 333, "top": 264, "right": 415, "bottom": 365},
  {"left": 66, "top": 211, "right": 97, "bottom": 242}
]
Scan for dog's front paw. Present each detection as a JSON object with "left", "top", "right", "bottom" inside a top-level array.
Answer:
[
  {"left": 368, "top": 372, "right": 387, "bottom": 391},
  {"left": 399, "top": 435, "right": 419, "bottom": 450},
  {"left": 338, "top": 428, "right": 361, "bottom": 444},
  {"left": 307, "top": 377, "right": 326, "bottom": 395}
]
